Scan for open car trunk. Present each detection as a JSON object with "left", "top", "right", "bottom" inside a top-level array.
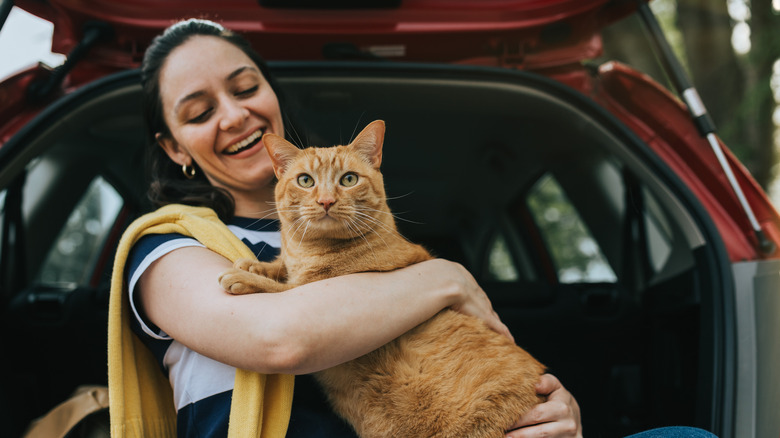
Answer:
[{"left": 0, "top": 62, "right": 731, "bottom": 437}]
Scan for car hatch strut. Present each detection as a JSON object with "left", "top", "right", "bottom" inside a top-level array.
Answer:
[
  {"left": 636, "top": 0, "right": 776, "bottom": 255},
  {"left": 27, "top": 21, "right": 112, "bottom": 102}
]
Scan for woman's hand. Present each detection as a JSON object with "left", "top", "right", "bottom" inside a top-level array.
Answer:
[
  {"left": 433, "top": 259, "right": 514, "bottom": 341},
  {"left": 505, "top": 374, "right": 582, "bottom": 438}
]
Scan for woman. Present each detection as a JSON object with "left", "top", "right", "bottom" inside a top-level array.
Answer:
[{"left": 116, "top": 17, "right": 594, "bottom": 438}]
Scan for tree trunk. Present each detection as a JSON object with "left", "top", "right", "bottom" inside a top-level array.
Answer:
[{"left": 742, "top": 0, "right": 780, "bottom": 188}]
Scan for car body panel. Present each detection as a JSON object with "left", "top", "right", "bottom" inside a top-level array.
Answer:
[
  {"left": 15, "top": 0, "right": 640, "bottom": 69},
  {"left": 732, "top": 260, "right": 780, "bottom": 438}
]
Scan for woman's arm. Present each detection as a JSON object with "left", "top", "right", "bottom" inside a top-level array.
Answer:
[{"left": 138, "top": 246, "right": 509, "bottom": 375}]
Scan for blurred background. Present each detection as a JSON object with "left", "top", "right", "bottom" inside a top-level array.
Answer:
[{"left": 1, "top": 0, "right": 779, "bottom": 204}]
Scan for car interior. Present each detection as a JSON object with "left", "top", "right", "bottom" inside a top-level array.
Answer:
[{"left": 0, "top": 63, "right": 727, "bottom": 437}]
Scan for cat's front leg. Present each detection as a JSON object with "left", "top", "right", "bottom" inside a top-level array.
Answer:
[
  {"left": 233, "top": 257, "right": 288, "bottom": 281},
  {"left": 218, "top": 268, "right": 292, "bottom": 295}
]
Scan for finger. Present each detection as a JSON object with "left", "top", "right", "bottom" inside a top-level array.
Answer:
[
  {"left": 536, "top": 373, "right": 562, "bottom": 396},
  {"left": 511, "top": 392, "right": 571, "bottom": 428}
]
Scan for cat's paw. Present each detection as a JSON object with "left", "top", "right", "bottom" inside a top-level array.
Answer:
[
  {"left": 234, "top": 258, "right": 262, "bottom": 273},
  {"left": 218, "top": 268, "right": 257, "bottom": 295}
]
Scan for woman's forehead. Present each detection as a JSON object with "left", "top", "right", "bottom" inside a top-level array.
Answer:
[{"left": 159, "top": 36, "right": 259, "bottom": 105}]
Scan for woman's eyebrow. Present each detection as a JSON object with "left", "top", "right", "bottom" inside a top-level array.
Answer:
[
  {"left": 227, "top": 65, "right": 260, "bottom": 80},
  {"left": 174, "top": 90, "right": 206, "bottom": 113}
]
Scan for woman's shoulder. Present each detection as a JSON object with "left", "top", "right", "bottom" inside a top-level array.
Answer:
[{"left": 126, "top": 233, "right": 203, "bottom": 289}]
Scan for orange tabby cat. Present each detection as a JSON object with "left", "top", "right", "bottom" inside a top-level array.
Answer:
[{"left": 218, "top": 120, "right": 545, "bottom": 438}]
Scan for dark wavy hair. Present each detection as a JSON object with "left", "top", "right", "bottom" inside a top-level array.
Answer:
[{"left": 141, "top": 18, "right": 287, "bottom": 221}]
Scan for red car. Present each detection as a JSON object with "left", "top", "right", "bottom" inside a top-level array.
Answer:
[{"left": 1, "top": 1, "right": 778, "bottom": 437}]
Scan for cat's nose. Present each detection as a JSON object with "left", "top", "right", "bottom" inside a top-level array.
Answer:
[{"left": 319, "top": 198, "right": 336, "bottom": 212}]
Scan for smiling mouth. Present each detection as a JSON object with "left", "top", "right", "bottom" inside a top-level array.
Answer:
[{"left": 224, "top": 129, "right": 264, "bottom": 155}]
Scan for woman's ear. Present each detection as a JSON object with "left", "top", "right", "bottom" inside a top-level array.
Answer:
[{"left": 156, "top": 133, "right": 191, "bottom": 166}]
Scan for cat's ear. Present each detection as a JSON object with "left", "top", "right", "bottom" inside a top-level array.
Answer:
[
  {"left": 263, "top": 133, "right": 300, "bottom": 178},
  {"left": 351, "top": 120, "right": 385, "bottom": 168}
]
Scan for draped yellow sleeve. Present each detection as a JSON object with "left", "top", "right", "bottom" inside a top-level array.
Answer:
[{"left": 107, "top": 204, "right": 294, "bottom": 437}]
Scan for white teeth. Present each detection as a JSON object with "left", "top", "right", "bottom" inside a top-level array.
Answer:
[{"left": 225, "top": 129, "right": 263, "bottom": 154}]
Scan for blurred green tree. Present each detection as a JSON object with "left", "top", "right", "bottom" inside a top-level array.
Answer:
[
  {"left": 677, "top": 0, "right": 779, "bottom": 188},
  {"left": 602, "top": 0, "right": 780, "bottom": 189}
]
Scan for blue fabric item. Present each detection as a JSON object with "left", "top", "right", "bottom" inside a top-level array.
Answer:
[
  {"left": 176, "top": 391, "right": 231, "bottom": 438},
  {"left": 625, "top": 426, "right": 718, "bottom": 438}
]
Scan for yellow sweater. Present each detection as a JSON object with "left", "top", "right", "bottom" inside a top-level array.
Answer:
[{"left": 107, "top": 204, "right": 294, "bottom": 437}]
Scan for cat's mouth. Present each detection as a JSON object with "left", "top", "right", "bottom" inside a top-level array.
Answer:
[{"left": 224, "top": 129, "right": 264, "bottom": 155}]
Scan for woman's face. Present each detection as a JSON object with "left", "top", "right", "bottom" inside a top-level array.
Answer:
[{"left": 157, "top": 35, "right": 284, "bottom": 197}]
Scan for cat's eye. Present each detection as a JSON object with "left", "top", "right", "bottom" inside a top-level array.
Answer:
[
  {"left": 297, "top": 174, "right": 315, "bottom": 188},
  {"left": 340, "top": 173, "right": 359, "bottom": 187}
]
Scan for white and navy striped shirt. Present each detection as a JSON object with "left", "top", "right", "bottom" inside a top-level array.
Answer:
[{"left": 126, "top": 216, "right": 357, "bottom": 437}]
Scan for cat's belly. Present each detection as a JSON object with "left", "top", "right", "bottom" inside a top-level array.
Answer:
[{"left": 314, "top": 310, "right": 545, "bottom": 438}]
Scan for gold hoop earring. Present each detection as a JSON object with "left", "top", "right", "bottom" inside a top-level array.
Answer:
[{"left": 182, "top": 163, "right": 196, "bottom": 179}]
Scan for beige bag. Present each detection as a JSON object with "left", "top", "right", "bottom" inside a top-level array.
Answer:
[{"left": 23, "top": 385, "right": 110, "bottom": 438}]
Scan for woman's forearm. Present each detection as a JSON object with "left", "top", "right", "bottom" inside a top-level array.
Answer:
[
  {"left": 140, "top": 248, "right": 497, "bottom": 375},
  {"left": 232, "top": 259, "right": 465, "bottom": 374}
]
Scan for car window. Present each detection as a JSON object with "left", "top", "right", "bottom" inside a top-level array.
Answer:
[
  {"left": 643, "top": 186, "right": 674, "bottom": 273},
  {"left": 35, "top": 176, "right": 123, "bottom": 288},
  {"left": 485, "top": 233, "right": 520, "bottom": 282},
  {"left": 526, "top": 173, "right": 617, "bottom": 284}
]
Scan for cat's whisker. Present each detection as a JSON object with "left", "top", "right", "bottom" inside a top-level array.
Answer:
[
  {"left": 288, "top": 217, "right": 308, "bottom": 243},
  {"left": 353, "top": 211, "right": 400, "bottom": 238},
  {"left": 348, "top": 114, "right": 365, "bottom": 144},
  {"left": 344, "top": 218, "right": 380, "bottom": 264},
  {"left": 350, "top": 214, "right": 393, "bottom": 252},
  {"left": 297, "top": 220, "right": 312, "bottom": 248},
  {"left": 283, "top": 114, "right": 306, "bottom": 149},
  {"left": 248, "top": 211, "right": 284, "bottom": 228},
  {"left": 355, "top": 205, "right": 424, "bottom": 225},
  {"left": 384, "top": 192, "right": 415, "bottom": 201}
]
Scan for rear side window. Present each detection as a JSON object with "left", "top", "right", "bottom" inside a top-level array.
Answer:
[
  {"left": 486, "top": 233, "right": 520, "bottom": 282},
  {"left": 35, "top": 176, "right": 123, "bottom": 288},
  {"left": 527, "top": 174, "right": 617, "bottom": 284}
]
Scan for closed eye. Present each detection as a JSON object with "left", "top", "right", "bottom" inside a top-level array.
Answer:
[
  {"left": 236, "top": 85, "right": 259, "bottom": 97},
  {"left": 188, "top": 108, "right": 213, "bottom": 124}
]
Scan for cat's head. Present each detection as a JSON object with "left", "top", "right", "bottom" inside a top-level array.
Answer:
[{"left": 263, "top": 120, "right": 393, "bottom": 240}]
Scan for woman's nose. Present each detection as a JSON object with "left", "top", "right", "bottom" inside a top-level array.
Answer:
[{"left": 218, "top": 97, "right": 249, "bottom": 131}]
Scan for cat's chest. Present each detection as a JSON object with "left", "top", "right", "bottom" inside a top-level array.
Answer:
[{"left": 283, "top": 251, "right": 358, "bottom": 284}]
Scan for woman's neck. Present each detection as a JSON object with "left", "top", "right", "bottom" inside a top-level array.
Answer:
[{"left": 231, "top": 185, "right": 278, "bottom": 219}]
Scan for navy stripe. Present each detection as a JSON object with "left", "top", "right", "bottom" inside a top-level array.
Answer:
[
  {"left": 240, "top": 237, "right": 280, "bottom": 262},
  {"left": 177, "top": 390, "right": 231, "bottom": 438},
  {"left": 286, "top": 375, "right": 359, "bottom": 438}
]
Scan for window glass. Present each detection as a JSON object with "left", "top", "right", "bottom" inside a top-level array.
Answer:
[
  {"left": 486, "top": 233, "right": 520, "bottom": 282},
  {"left": 527, "top": 174, "right": 617, "bottom": 283},
  {"left": 36, "top": 176, "right": 123, "bottom": 287},
  {"left": 643, "top": 187, "right": 673, "bottom": 273}
]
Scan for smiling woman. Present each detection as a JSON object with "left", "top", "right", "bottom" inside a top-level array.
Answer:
[{"left": 153, "top": 35, "right": 283, "bottom": 218}]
